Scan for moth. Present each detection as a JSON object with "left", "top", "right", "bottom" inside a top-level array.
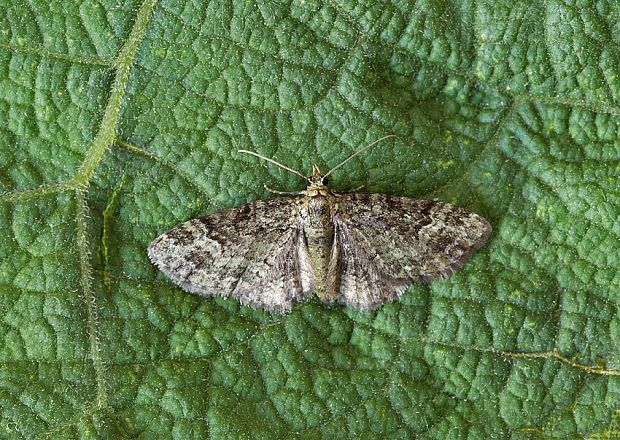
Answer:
[{"left": 148, "top": 136, "right": 492, "bottom": 313}]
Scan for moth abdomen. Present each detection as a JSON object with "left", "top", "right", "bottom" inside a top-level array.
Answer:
[{"left": 301, "top": 195, "right": 337, "bottom": 302}]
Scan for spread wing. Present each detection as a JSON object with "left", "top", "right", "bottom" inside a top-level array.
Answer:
[
  {"left": 148, "top": 198, "right": 315, "bottom": 313},
  {"left": 331, "top": 193, "right": 492, "bottom": 310}
]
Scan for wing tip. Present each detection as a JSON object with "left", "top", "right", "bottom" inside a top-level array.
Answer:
[
  {"left": 433, "top": 214, "right": 493, "bottom": 280},
  {"left": 146, "top": 236, "right": 163, "bottom": 265},
  {"left": 477, "top": 215, "right": 493, "bottom": 246}
]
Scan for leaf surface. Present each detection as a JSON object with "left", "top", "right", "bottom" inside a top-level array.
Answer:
[{"left": 1, "top": 0, "right": 619, "bottom": 438}]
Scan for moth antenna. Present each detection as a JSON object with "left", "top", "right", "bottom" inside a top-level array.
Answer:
[
  {"left": 238, "top": 149, "right": 310, "bottom": 182},
  {"left": 323, "top": 135, "right": 397, "bottom": 179}
]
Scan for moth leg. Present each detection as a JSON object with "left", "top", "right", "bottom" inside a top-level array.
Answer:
[{"left": 264, "top": 184, "right": 305, "bottom": 196}]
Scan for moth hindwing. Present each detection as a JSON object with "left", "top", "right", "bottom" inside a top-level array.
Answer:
[{"left": 148, "top": 138, "right": 491, "bottom": 313}]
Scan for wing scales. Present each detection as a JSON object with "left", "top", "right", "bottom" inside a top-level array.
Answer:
[
  {"left": 148, "top": 198, "right": 314, "bottom": 312},
  {"left": 331, "top": 193, "right": 491, "bottom": 309}
]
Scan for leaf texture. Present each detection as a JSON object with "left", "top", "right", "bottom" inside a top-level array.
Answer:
[{"left": 0, "top": 0, "right": 619, "bottom": 438}]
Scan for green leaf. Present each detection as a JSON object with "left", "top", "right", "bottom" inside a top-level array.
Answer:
[{"left": 1, "top": 0, "right": 619, "bottom": 438}]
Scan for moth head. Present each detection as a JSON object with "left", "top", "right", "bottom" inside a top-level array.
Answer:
[{"left": 307, "top": 165, "right": 329, "bottom": 188}]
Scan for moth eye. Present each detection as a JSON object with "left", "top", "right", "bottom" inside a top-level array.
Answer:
[{"left": 322, "top": 177, "right": 329, "bottom": 185}]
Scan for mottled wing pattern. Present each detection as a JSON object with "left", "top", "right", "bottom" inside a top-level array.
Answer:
[
  {"left": 332, "top": 193, "right": 492, "bottom": 310},
  {"left": 148, "top": 198, "right": 314, "bottom": 313}
]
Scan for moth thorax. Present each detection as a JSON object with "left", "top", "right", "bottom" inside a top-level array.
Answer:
[{"left": 307, "top": 197, "right": 333, "bottom": 229}]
